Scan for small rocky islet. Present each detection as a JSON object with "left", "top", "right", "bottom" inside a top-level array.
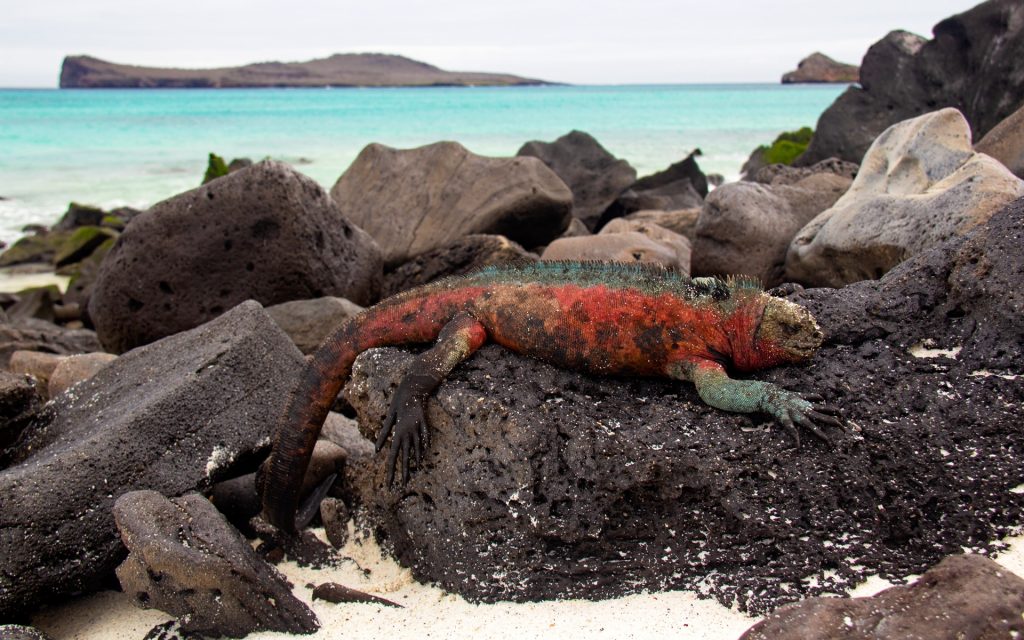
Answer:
[{"left": 3, "top": 0, "right": 1024, "bottom": 638}]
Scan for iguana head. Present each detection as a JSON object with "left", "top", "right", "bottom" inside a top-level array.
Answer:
[{"left": 753, "top": 297, "right": 823, "bottom": 365}]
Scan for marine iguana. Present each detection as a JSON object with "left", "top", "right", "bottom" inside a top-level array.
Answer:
[{"left": 261, "top": 261, "right": 840, "bottom": 532}]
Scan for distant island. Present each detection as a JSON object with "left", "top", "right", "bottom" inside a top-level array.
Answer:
[
  {"left": 781, "top": 52, "right": 859, "bottom": 84},
  {"left": 59, "top": 53, "right": 553, "bottom": 88}
]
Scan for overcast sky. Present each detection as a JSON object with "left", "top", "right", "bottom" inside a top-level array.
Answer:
[{"left": 0, "top": 0, "right": 981, "bottom": 87}]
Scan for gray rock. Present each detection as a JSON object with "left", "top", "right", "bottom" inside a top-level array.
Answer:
[
  {"left": 321, "top": 411, "right": 375, "bottom": 460},
  {"left": 599, "top": 218, "right": 691, "bottom": 274},
  {"left": 753, "top": 158, "right": 859, "bottom": 186},
  {"left": 786, "top": 109, "right": 1024, "bottom": 287},
  {"left": 330, "top": 141, "right": 572, "bottom": 268},
  {"left": 598, "top": 150, "right": 708, "bottom": 227},
  {"left": 0, "top": 371, "right": 40, "bottom": 461},
  {"left": 692, "top": 172, "right": 851, "bottom": 286},
  {"left": 623, "top": 208, "right": 701, "bottom": 242},
  {"left": 341, "top": 196, "right": 1024, "bottom": 612},
  {"left": 518, "top": 130, "right": 637, "bottom": 231},
  {"left": 976, "top": 102, "right": 1024, "bottom": 179},
  {"left": 781, "top": 52, "right": 859, "bottom": 84},
  {"left": 266, "top": 297, "right": 364, "bottom": 355},
  {"left": 741, "top": 554, "right": 1024, "bottom": 639},
  {"left": 88, "top": 160, "right": 383, "bottom": 354},
  {"left": 0, "top": 301, "right": 305, "bottom": 619},
  {"left": 0, "top": 625, "right": 54, "bottom": 640},
  {"left": 319, "top": 497, "right": 351, "bottom": 549},
  {"left": 381, "top": 234, "right": 537, "bottom": 298},
  {"left": 114, "top": 490, "right": 318, "bottom": 637},
  {"left": 0, "top": 318, "right": 100, "bottom": 368},
  {"left": 540, "top": 232, "right": 682, "bottom": 269},
  {"left": 798, "top": 1, "right": 1024, "bottom": 165}
]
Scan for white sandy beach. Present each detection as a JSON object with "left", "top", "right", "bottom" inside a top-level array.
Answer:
[{"left": 30, "top": 520, "right": 1024, "bottom": 640}]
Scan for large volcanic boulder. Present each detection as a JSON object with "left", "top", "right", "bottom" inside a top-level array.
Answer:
[
  {"left": 786, "top": 108, "right": 1024, "bottom": 287},
  {"left": 976, "top": 102, "right": 1024, "bottom": 179},
  {"left": 797, "top": 0, "right": 1024, "bottom": 166},
  {"left": 341, "top": 196, "right": 1024, "bottom": 614},
  {"left": 88, "top": 160, "right": 382, "bottom": 353},
  {"left": 598, "top": 150, "right": 708, "bottom": 228},
  {"left": 517, "top": 130, "right": 637, "bottom": 231},
  {"left": 330, "top": 141, "right": 573, "bottom": 268},
  {"left": 0, "top": 301, "right": 305, "bottom": 620},
  {"left": 691, "top": 172, "right": 850, "bottom": 286}
]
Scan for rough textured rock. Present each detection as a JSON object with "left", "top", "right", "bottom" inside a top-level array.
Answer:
[
  {"left": 781, "top": 52, "right": 859, "bottom": 84},
  {"left": 0, "top": 626, "right": 54, "bottom": 640},
  {"left": 623, "top": 208, "right": 701, "bottom": 242},
  {"left": 0, "top": 319, "right": 100, "bottom": 368},
  {"left": 320, "top": 497, "right": 351, "bottom": 549},
  {"left": 798, "top": 1, "right": 1024, "bottom": 165},
  {"left": 7, "top": 351, "right": 64, "bottom": 395},
  {"left": 342, "top": 197, "right": 1024, "bottom": 613},
  {"left": 330, "top": 142, "right": 572, "bottom": 267},
  {"left": 381, "top": 234, "right": 537, "bottom": 298},
  {"left": 787, "top": 109, "right": 1024, "bottom": 287},
  {"left": 597, "top": 150, "right": 708, "bottom": 228},
  {"left": 0, "top": 301, "right": 305, "bottom": 619},
  {"left": 517, "top": 130, "right": 637, "bottom": 230},
  {"left": 321, "top": 411, "right": 375, "bottom": 461},
  {"left": 46, "top": 352, "right": 117, "bottom": 398},
  {"left": 4, "top": 287, "right": 61, "bottom": 323},
  {"left": 114, "top": 490, "right": 318, "bottom": 637},
  {"left": 976, "top": 102, "right": 1024, "bottom": 179},
  {"left": 599, "top": 218, "right": 691, "bottom": 274},
  {"left": 692, "top": 173, "right": 851, "bottom": 286},
  {"left": 540, "top": 232, "right": 682, "bottom": 270},
  {"left": 741, "top": 554, "right": 1024, "bottom": 639},
  {"left": 753, "top": 158, "right": 859, "bottom": 186},
  {"left": 0, "top": 371, "right": 40, "bottom": 457},
  {"left": 266, "top": 297, "right": 364, "bottom": 354},
  {"left": 89, "top": 160, "right": 383, "bottom": 354}
]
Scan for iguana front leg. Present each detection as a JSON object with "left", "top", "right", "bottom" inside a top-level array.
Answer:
[
  {"left": 375, "top": 312, "right": 488, "bottom": 486},
  {"left": 668, "top": 358, "right": 842, "bottom": 445}
]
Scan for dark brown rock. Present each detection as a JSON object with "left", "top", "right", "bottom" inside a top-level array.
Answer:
[
  {"left": 341, "top": 197, "right": 1024, "bottom": 612},
  {"left": 518, "top": 130, "right": 637, "bottom": 230},
  {"left": 266, "top": 297, "right": 364, "bottom": 354},
  {"left": 781, "top": 52, "right": 859, "bottom": 84},
  {"left": 741, "top": 554, "right": 1024, "bottom": 639},
  {"left": 88, "top": 160, "right": 383, "bottom": 353},
  {"left": 381, "top": 234, "right": 537, "bottom": 297},
  {"left": 753, "top": 158, "right": 859, "bottom": 186},
  {"left": 319, "top": 497, "right": 351, "bottom": 548},
  {"left": 976, "top": 102, "right": 1024, "bottom": 179},
  {"left": 598, "top": 150, "right": 708, "bottom": 227},
  {"left": 330, "top": 142, "right": 572, "bottom": 268},
  {"left": 0, "top": 318, "right": 100, "bottom": 368},
  {"left": 0, "top": 626, "right": 54, "bottom": 640},
  {"left": 0, "top": 371, "right": 40, "bottom": 460},
  {"left": 52, "top": 203, "right": 105, "bottom": 232},
  {"left": 4, "top": 286, "right": 61, "bottom": 323},
  {"left": 114, "top": 490, "right": 319, "bottom": 638},
  {"left": 0, "top": 301, "right": 305, "bottom": 620},
  {"left": 311, "top": 582, "right": 401, "bottom": 608},
  {"left": 798, "top": 1, "right": 1024, "bottom": 165}
]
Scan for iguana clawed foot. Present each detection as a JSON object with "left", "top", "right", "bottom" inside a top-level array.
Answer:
[
  {"left": 761, "top": 388, "right": 844, "bottom": 446},
  {"left": 374, "top": 372, "right": 437, "bottom": 487}
]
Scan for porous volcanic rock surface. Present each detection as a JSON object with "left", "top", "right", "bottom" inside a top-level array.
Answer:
[
  {"left": 89, "top": 160, "right": 382, "bottom": 353},
  {"left": 797, "top": 0, "right": 1024, "bottom": 165},
  {"left": 0, "top": 301, "right": 305, "bottom": 620},
  {"left": 114, "top": 491, "right": 318, "bottom": 637},
  {"left": 340, "top": 197, "right": 1024, "bottom": 614},
  {"left": 330, "top": 141, "right": 572, "bottom": 268}
]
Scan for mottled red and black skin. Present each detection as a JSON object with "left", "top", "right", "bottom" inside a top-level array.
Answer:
[{"left": 262, "top": 262, "right": 837, "bottom": 532}]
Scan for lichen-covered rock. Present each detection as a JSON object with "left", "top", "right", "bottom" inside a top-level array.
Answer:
[
  {"left": 52, "top": 225, "right": 117, "bottom": 268},
  {"left": 114, "top": 490, "right": 318, "bottom": 638},
  {"left": 798, "top": 0, "right": 1024, "bottom": 165},
  {"left": 342, "top": 196, "right": 1024, "bottom": 613},
  {"left": 330, "top": 141, "right": 572, "bottom": 267},
  {"left": 89, "top": 160, "right": 383, "bottom": 353},
  {"left": 0, "top": 231, "right": 72, "bottom": 268},
  {"left": 692, "top": 172, "right": 850, "bottom": 286},
  {"left": 381, "top": 234, "right": 537, "bottom": 298},
  {"left": 741, "top": 555, "right": 1024, "bottom": 639},
  {"left": 518, "top": 130, "right": 637, "bottom": 230},
  {"left": 540, "top": 231, "right": 682, "bottom": 269},
  {"left": 0, "top": 301, "right": 305, "bottom": 620},
  {"left": 786, "top": 109, "right": 1024, "bottom": 287},
  {"left": 266, "top": 297, "right": 364, "bottom": 355},
  {"left": 976, "top": 102, "right": 1024, "bottom": 179}
]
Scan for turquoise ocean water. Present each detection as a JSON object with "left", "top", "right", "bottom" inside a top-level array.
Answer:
[{"left": 0, "top": 84, "right": 846, "bottom": 246}]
